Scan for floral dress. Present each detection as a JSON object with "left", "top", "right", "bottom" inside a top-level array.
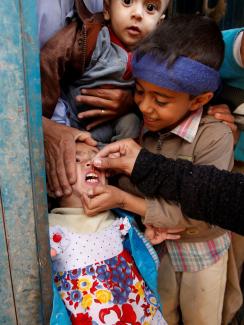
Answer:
[{"left": 50, "top": 217, "right": 166, "bottom": 324}]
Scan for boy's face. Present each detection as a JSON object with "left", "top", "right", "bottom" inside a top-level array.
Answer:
[
  {"left": 104, "top": 0, "right": 167, "bottom": 48},
  {"left": 134, "top": 79, "right": 198, "bottom": 132},
  {"left": 72, "top": 143, "right": 106, "bottom": 196}
]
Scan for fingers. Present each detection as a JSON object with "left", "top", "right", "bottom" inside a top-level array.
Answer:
[
  {"left": 81, "top": 187, "right": 108, "bottom": 216},
  {"left": 165, "top": 234, "right": 181, "bottom": 240},
  {"left": 76, "top": 88, "right": 133, "bottom": 114},
  {"left": 80, "top": 88, "right": 120, "bottom": 101},
  {"left": 165, "top": 228, "right": 185, "bottom": 233},
  {"left": 208, "top": 105, "right": 234, "bottom": 123},
  {"left": 208, "top": 104, "right": 231, "bottom": 114},
  {"left": 76, "top": 94, "right": 114, "bottom": 110},
  {"left": 213, "top": 112, "right": 235, "bottom": 124},
  {"left": 62, "top": 143, "right": 77, "bottom": 186},
  {"left": 94, "top": 141, "right": 127, "bottom": 159},
  {"left": 43, "top": 118, "right": 98, "bottom": 197},
  {"left": 78, "top": 109, "right": 115, "bottom": 119},
  {"left": 45, "top": 149, "right": 60, "bottom": 195},
  {"left": 73, "top": 130, "right": 97, "bottom": 146}
]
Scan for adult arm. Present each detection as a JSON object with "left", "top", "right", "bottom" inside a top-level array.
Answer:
[
  {"left": 131, "top": 149, "right": 244, "bottom": 235},
  {"left": 93, "top": 139, "right": 244, "bottom": 235},
  {"left": 43, "top": 117, "right": 96, "bottom": 196}
]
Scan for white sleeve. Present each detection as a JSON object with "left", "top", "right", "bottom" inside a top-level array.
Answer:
[
  {"left": 83, "top": 0, "right": 103, "bottom": 13},
  {"left": 51, "top": 98, "right": 71, "bottom": 126},
  {"left": 233, "top": 31, "right": 244, "bottom": 68}
]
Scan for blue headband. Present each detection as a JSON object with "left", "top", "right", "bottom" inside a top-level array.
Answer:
[{"left": 132, "top": 54, "right": 221, "bottom": 96}]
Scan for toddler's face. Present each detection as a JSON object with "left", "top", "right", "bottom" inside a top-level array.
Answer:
[
  {"left": 104, "top": 0, "right": 168, "bottom": 49},
  {"left": 134, "top": 79, "right": 197, "bottom": 132},
  {"left": 72, "top": 143, "right": 106, "bottom": 195}
]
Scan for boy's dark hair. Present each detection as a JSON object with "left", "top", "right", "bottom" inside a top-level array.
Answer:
[{"left": 134, "top": 14, "right": 225, "bottom": 70}]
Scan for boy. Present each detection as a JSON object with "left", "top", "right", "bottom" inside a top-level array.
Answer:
[
  {"left": 49, "top": 142, "right": 167, "bottom": 324},
  {"left": 41, "top": 0, "right": 169, "bottom": 144},
  {"left": 82, "top": 15, "right": 235, "bottom": 324}
]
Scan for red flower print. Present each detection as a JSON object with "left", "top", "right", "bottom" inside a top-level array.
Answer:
[
  {"left": 53, "top": 233, "right": 62, "bottom": 243},
  {"left": 71, "top": 312, "right": 93, "bottom": 325}
]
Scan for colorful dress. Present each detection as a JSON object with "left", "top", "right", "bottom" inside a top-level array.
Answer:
[{"left": 49, "top": 208, "right": 165, "bottom": 324}]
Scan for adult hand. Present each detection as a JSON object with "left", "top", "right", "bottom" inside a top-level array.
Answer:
[
  {"left": 92, "top": 139, "right": 142, "bottom": 175},
  {"left": 43, "top": 117, "right": 97, "bottom": 197},
  {"left": 76, "top": 87, "right": 134, "bottom": 130},
  {"left": 81, "top": 184, "right": 126, "bottom": 216},
  {"left": 208, "top": 104, "right": 240, "bottom": 144}
]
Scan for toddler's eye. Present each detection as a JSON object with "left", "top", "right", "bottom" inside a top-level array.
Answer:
[
  {"left": 122, "top": 0, "right": 132, "bottom": 5},
  {"left": 146, "top": 2, "right": 157, "bottom": 12}
]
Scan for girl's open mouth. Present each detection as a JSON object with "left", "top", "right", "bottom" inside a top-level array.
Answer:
[{"left": 85, "top": 172, "right": 99, "bottom": 183}]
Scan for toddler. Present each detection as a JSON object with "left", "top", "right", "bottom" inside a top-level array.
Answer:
[{"left": 41, "top": 0, "right": 169, "bottom": 145}]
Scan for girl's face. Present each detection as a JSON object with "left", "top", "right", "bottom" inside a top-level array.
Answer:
[
  {"left": 72, "top": 144, "right": 106, "bottom": 196},
  {"left": 134, "top": 79, "right": 199, "bottom": 132}
]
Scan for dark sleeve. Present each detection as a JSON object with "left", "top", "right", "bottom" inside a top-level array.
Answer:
[{"left": 131, "top": 149, "right": 244, "bottom": 235}]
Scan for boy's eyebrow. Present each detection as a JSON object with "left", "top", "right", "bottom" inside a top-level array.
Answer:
[
  {"left": 153, "top": 91, "right": 174, "bottom": 99},
  {"left": 136, "top": 80, "right": 174, "bottom": 99}
]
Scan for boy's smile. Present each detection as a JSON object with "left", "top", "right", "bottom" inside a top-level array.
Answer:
[
  {"left": 104, "top": 0, "right": 167, "bottom": 49},
  {"left": 134, "top": 79, "right": 200, "bottom": 132}
]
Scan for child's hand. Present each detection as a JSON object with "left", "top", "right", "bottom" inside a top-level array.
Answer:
[
  {"left": 145, "top": 225, "right": 185, "bottom": 245},
  {"left": 81, "top": 185, "right": 126, "bottom": 216}
]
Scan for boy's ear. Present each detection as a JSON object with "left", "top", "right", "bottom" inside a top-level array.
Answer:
[
  {"left": 103, "top": 0, "right": 110, "bottom": 21},
  {"left": 190, "top": 92, "right": 214, "bottom": 111}
]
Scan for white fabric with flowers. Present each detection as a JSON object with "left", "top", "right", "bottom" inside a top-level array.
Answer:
[{"left": 49, "top": 208, "right": 166, "bottom": 324}]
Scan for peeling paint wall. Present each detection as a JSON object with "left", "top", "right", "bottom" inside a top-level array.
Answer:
[{"left": 0, "top": 0, "right": 52, "bottom": 324}]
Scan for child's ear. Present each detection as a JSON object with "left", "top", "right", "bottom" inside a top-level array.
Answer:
[
  {"left": 190, "top": 92, "right": 214, "bottom": 111},
  {"left": 103, "top": 0, "right": 110, "bottom": 21},
  {"left": 158, "top": 13, "right": 166, "bottom": 24}
]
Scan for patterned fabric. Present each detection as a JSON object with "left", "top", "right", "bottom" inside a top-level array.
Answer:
[
  {"left": 50, "top": 219, "right": 126, "bottom": 272},
  {"left": 166, "top": 233, "right": 231, "bottom": 272},
  {"left": 171, "top": 107, "right": 203, "bottom": 143},
  {"left": 54, "top": 250, "right": 165, "bottom": 324},
  {"left": 166, "top": 109, "right": 231, "bottom": 272},
  {"left": 49, "top": 210, "right": 165, "bottom": 324}
]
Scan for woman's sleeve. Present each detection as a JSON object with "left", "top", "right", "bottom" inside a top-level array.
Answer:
[{"left": 131, "top": 149, "right": 244, "bottom": 235}]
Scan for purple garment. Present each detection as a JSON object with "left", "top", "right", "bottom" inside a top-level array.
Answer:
[{"left": 132, "top": 54, "right": 221, "bottom": 96}]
